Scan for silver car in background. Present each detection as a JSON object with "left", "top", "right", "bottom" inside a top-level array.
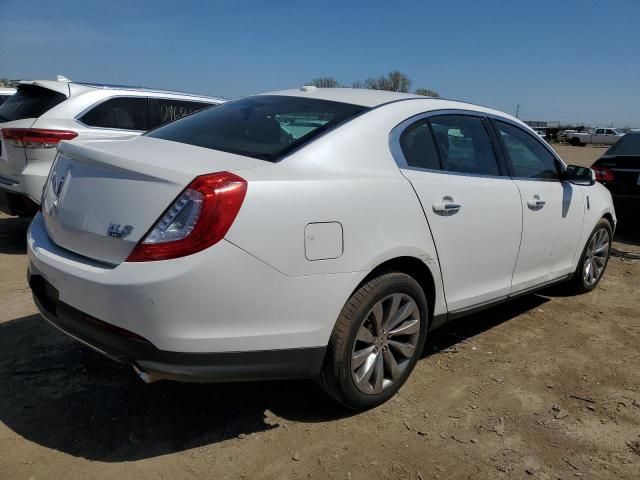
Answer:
[{"left": 0, "top": 79, "right": 224, "bottom": 216}]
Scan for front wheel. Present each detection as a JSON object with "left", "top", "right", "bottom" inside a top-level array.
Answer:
[
  {"left": 318, "top": 272, "right": 428, "bottom": 410},
  {"left": 568, "top": 219, "right": 612, "bottom": 293}
]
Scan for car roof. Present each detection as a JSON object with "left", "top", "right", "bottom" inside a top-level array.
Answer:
[
  {"left": 259, "top": 87, "right": 424, "bottom": 107},
  {"left": 259, "top": 87, "right": 524, "bottom": 124},
  {"left": 17, "top": 79, "right": 224, "bottom": 102}
]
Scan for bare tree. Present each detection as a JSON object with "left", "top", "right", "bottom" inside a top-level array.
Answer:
[
  {"left": 414, "top": 88, "right": 440, "bottom": 98},
  {"left": 350, "top": 81, "right": 364, "bottom": 89},
  {"left": 363, "top": 71, "right": 412, "bottom": 93},
  {"left": 309, "top": 77, "right": 340, "bottom": 88}
]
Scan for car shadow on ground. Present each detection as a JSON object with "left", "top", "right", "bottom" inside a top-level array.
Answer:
[
  {"left": 0, "top": 295, "right": 548, "bottom": 462},
  {"left": 0, "top": 216, "right": 30, "bottom": 254}
]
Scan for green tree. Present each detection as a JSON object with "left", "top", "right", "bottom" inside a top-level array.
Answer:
[
  {"left": 309, "top": 77, "right": 340, "bottom": 88},
  {"left": 414, "top": 88, "right": 440, "bottom": 98}
]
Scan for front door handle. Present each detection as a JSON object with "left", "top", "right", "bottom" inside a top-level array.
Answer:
[
  {"left": 433, "top": 197, "right": 462, "bottom": 215},
  {"left": 527, "top": 195, "right": 546, "bottom": 209}
]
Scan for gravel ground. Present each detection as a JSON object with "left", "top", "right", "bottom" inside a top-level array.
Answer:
[{"left": 0, "top": 145, "right": 639, "bottom": 480}]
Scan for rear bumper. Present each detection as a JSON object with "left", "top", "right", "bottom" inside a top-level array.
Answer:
[
  {"left": 611, "top": 194, "right": 640, "bottom": 212},
  {"left": 0, "top": 186, "right": 39, "bottom": 216},
  {"left": 28, "top": 271, "right": 326, "bottom": 382}
]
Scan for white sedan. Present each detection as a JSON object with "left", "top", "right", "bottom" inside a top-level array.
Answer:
[{"left": 27, "top": 87, "right": 616, "bottom": 410}]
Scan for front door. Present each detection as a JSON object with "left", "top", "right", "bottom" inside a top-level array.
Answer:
[{"left": 493, "top": 120, "right": 585, "bottom": 292}]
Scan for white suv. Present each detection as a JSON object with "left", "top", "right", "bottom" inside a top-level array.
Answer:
[
  {"left": 27, "top": 88, "right": 615, "bottom": 410},
  {"left": 0, "top": 79, "right": 224, "bottom": 216}
]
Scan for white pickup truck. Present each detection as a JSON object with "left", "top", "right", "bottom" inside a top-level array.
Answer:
[{"left": 567, "top": 128, "right": 625, "bottom": 146}]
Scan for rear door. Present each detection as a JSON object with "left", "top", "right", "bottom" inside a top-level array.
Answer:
[
  {"left": 394, "top": 112, "right": 522, "bottom": 312},
  {"left": 493, "top": 120, "right": 585, "bottom": 291}
]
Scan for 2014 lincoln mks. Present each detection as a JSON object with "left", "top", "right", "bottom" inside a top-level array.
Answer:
[{"left": 27, "top": 87, "right": 615, "bottom": 409}]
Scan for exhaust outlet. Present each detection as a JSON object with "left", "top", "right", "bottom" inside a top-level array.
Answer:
[{"left": 133, "top": 364, "right": 160, "bottom": 384}]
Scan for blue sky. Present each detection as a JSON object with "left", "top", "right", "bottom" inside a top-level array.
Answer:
[{"left": 1, "top": 0, "right": 639, "bottom": 126}]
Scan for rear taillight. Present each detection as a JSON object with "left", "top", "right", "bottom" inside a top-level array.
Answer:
[
  {"left": 593, "top": 167, "right": 615, "bottom": 183},
  {"left": 1, "top": 128, "right": 78, "bottom": 149},
  {"left": 126, "top": 172, "right": 247, "bottom": 262}
]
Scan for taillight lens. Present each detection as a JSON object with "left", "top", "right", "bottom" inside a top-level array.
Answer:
[
  {"left": 1, "top": 128, "right": 78, "bottom": 149},
  {"left": 126, "top": 172, "right": 247, "bottom": 262},
  {"left": 593, "top": 167, "right": 615, "bottom": 183}
]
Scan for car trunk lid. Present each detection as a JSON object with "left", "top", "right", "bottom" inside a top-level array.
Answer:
[{"left": 41, "top": 136, "right": 268, "bottom": 264}]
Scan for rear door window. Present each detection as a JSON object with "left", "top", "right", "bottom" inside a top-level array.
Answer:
[
  {"left": 0, "top": 85, "right": 66, "bottom": 122},
  {"left": 147, "top": 95, "right": 366, "bottom": 161},
  {"left": 429, "top": 115, "right": 501, "bottom": 176},
  {"left": 79, "top": 97, "right": 149, "bottom": 131},
  {"left": 495, "top": 121, "right": 560, "bottom": 180},
  {"left": 399, "top": 119, "right": 441, "bottom": 170},
  {"left": 148, "top": 98, "right": 214, "bottom": 129}
]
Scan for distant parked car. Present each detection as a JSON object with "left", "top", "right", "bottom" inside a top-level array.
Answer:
[
  {"left": 0, "top": 87, "right": 16, "bottom": 105},
  {"left": 591, "top": 132, "right": 640, "bottom": 213},
  {"left": 27, "top": 88, "right": 616, "bottom": 410},
  {"left": 0, "top": 79, "right": 224, "bottom": 216},
  {"left": 557, "top": 129, "right": 577, "bottom": 142},
  {"left": 568, "top": 128, "right": 625, "bottom": 146}
]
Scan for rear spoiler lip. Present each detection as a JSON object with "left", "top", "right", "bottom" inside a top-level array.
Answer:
[{"left": 17, "top": 80, "right": 71, "bottom": 98}]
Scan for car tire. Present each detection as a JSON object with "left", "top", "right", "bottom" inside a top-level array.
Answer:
[
  {"left": 570, "top": 137, "right": 581, "bottom": 146},
  {"left": 318, "top": 272, "right": 428, "bottom": 410},
  {"left": 568, "top": 218, "right": 612, "bottom": 294}
]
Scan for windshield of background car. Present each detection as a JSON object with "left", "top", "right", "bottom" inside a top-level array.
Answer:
[
  {"left": 147, "top": 95, "right": 367, "bottom": 161},
  {"left": 606, "top": 134, "right": 640, "bottom": 156},
  {"left": 0, "top": 85, "right": 66, "bottom": 122}
]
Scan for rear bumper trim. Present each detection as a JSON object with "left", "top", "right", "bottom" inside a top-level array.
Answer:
[{"left": 28, "top": 272, "right": 326, "bottom": 382}]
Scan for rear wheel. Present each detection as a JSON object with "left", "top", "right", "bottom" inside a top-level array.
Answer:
[
  {"left": 568, "top": 219, "right": 612, "bottom": 293},
  {"left": 318, "top": 272, "right": 428, "bottom": 410},
  {"left": 570, "top": 137, "right": 582, "bottom": 146}
]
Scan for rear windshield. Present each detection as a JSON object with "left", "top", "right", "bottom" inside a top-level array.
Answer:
[
  {"left": 0, "top": 85, "right": 66, "bottom": 122},
  {"left": 147, "top": 95, "right": 367, "bottom": 161},
  {"left": 606, "top": 134, "right": 640, "bottom": 156}
]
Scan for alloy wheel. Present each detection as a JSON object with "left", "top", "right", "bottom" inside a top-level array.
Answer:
[
  {"left": 350, "top": 293, "right": 421, "bottom": 394},
  {"left": 583, "top": 227, "right": 610, "bottom": 287}
]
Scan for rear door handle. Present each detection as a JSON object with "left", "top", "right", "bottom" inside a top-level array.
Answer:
[
  {"left": 432, "top": 201, "right": 462, "bottom": 215},
  {"left": 527, "top": 196, "right": 546, "bottom": 209}
]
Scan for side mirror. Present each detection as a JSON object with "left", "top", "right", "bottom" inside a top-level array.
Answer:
[{"left": 564, "top": 164, "right": 596, "bottom": 186}]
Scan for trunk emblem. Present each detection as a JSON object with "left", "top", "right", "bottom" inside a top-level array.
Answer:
[
  {"left": 107, "top": 224, "right": 134, "bottom": 239},
  {"left": 48, "top": 167, "right": 72, "bottom": 219}
]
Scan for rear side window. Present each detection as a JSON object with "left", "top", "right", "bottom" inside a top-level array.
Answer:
[
  {"left": 429, "top": 115, "right": 500, "bottom": 176},
  {"left": 149, "top": 98, "right": 214, "bottom": 129},
  {"left": 495, "top": 121, "right": 559, "bottom": 180},
  {"left": 79, "top": 97, "right": 149, "bottom": 131},
  {"left": 147, "top": 95, "right": 367, "bottom": 162},
  {"left": 0, "top": 86, "right": 66, "bottom": 122},
  {"left": 399, "top": 120, "right": 441, "bottom": 170},
  {"left": 606, "top": 134, "right": 640, "bottom": 156}
]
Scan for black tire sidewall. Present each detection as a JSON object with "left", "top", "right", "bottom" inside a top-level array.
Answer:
[{"left": 337, "top": 274, "right": 428, "bottom": 410}]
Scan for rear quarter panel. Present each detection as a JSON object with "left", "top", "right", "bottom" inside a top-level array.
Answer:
[{"left": 224, "top": 100, "right": 462, "bottom": 319}]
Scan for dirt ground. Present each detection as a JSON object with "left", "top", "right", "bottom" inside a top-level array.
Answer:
[{"left": 1, "top": 145, "right": 639, "bottom": 480}]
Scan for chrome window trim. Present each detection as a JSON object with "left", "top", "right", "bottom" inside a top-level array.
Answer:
[{"left": 389, "top": 108, "right": 508, "bottom": 180}]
